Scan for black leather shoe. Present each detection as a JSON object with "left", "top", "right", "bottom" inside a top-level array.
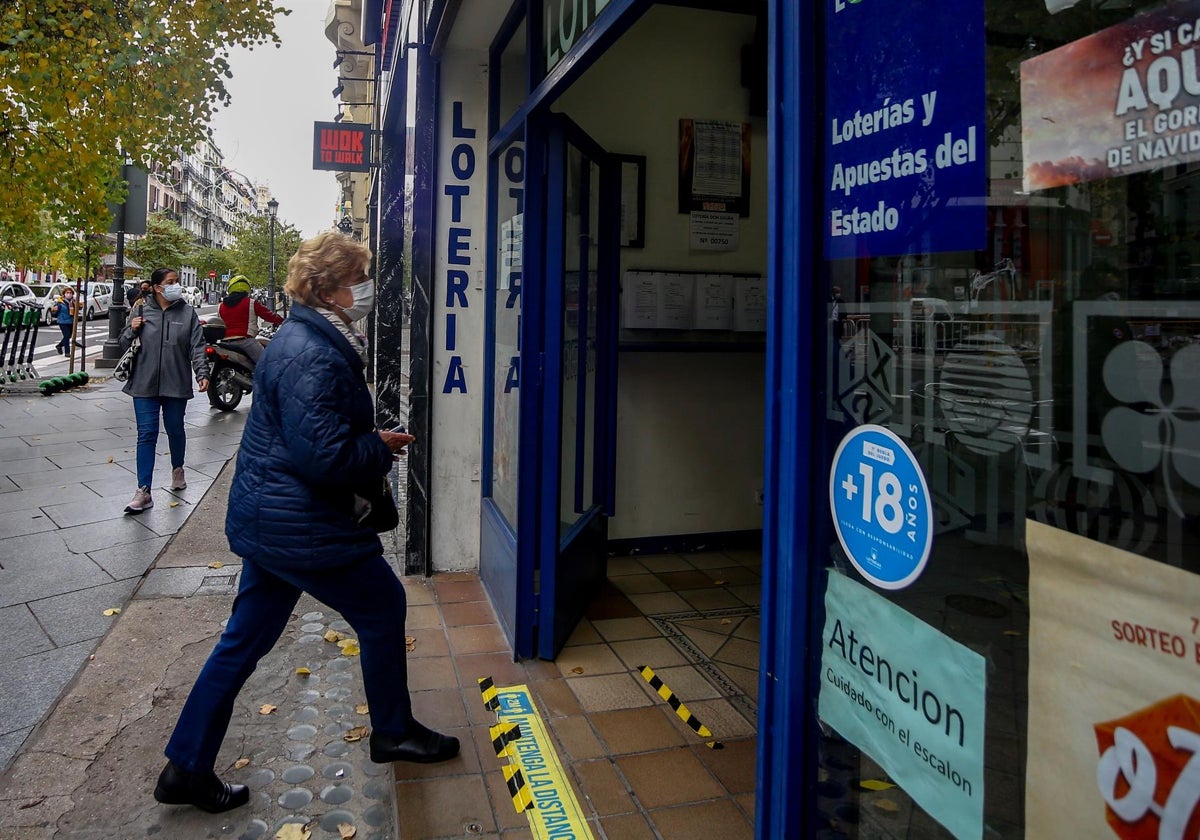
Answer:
[
  {"left": 153, "top": 760, "right": 249, "bottom": 813},
  {"left": 369, "top": 722, "right": 460, "bottom": 764}
]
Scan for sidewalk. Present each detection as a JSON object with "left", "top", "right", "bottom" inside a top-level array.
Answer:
[{"left": 0, "top": 376, "right": 403, "bottom": 838}]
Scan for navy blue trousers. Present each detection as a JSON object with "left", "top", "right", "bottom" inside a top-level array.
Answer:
[{"left": 165, "top": 554, "right": 414, "bottom": 773}]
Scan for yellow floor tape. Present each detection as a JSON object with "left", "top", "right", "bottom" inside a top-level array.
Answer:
[
  {"left": 637, "top": 665, "right": 724, "bottom": 749},
  {"left": 478, "top": 679, "right": 596, "bottom": 839}
]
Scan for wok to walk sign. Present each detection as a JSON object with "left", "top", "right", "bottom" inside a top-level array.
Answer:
[{"left": 313, "top": 122, "right": 371, "bottom": 173}]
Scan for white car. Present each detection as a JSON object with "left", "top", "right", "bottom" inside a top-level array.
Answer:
[
  {"left": 29, "top": 282, "right": 76, "bottom": 325},
  {"left": 0, "top": 280, "right": 38, "bottom": 307},
  {"left": 181, "top": 286, "right": 204, "bottom": 307},
  {"left": 83, "top": 282, "right": 113, "bottom": 320}
]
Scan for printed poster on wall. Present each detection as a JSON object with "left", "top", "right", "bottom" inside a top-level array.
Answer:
[
  {"left": 824, "top": 0, "right": 985, "bottom": 259},
  {"left": 1026, "top": 521, "right": 1200, "bottom": 838},
  {"left": 819, "top": 572, "right": 986, "bottom": 839},
  {"left": 1022, "top": 0, "right": 1200, "bottom": 192}
]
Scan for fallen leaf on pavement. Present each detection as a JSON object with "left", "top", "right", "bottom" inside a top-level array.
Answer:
[
  {"left": 355, "top": 703, "right": 369, "bottom": 715},
  {"left": 337, "top": 824, "right": 356, "bottom": 839},
  {"left": 233, "top": 758, "right": 250, "bottom": 770},
  {"left": 259, "top": 704, "right": 278, "bottom": 715},
  {"left": 571, "top": 666, "right": 584, "bottom": 675},
  {"left": 859, "top": 779, "right": 896, "bottom": 791},
  {"left": 405, "top": 635, "right": 416, "bottom": 652},
  {"left": 343, "top": 726, "right": 369, "bottom": 742},
  {"left": 169, "top": 501, "right": 180, "bottom": 508},
  {"left": 107, "top": 456, "right": 114, "bottom": 463},
  {"left": 18, "top": 796, "right": 46, "bottom": 810},
  {"left": 713, "top": 579, "right": 727, "bottom": 586},
  {"left": 274, "top": 824, "right": 311, "bottom": 840},
  {"left": 295, "top": 667, "right": 311, "bottom": 676},
  {"left": 874, "top": 799, "right": 900, "bottom": 812},
  {"left": 103, "top": 608, "right": 121, "bottom": 616},
  {"left": 324, "top": 629, "right": 346, "bottom": 643},
  {"left": 208, "top": 561, "right": 223, "bottom": 569},
  {"left": 337, "top": 639, "right": 360, "bottom": 656}
]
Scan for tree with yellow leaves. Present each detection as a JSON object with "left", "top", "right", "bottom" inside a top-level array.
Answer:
[{"left": 0, "top": 1, "right": 289, "bottom": 266}]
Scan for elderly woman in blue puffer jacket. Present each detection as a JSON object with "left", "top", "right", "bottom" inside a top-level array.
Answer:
[{"left": 152, "top": 232, "right": 459, "bottom": 814}]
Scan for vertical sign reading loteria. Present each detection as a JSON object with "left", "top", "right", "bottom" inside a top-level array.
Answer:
[
  {"left": 824, "top": 0, "right": 986, "bottom": 259},
  {"left": 1027, "top": 521, "right": 1200, "bottom": 838}
]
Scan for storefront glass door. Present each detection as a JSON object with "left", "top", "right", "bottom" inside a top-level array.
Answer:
[{"left": 537, "top": 115, "right": 619, "bottom": 659}]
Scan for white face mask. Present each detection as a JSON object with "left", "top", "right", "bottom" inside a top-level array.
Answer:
[
  {"left": 340, "top": 279, "right": 375, "bottom": 322},
  {"left": 160, "top": 284, "right": 184, "bottom": 302}
]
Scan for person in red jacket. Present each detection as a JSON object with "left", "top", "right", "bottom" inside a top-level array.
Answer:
[{"left": 217, "top": 275, "right": 283, "bottom": 363}]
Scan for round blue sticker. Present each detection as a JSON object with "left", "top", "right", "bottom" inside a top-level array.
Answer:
[{"left": 829, "top": 424, "right": 933, "bottom": 590}]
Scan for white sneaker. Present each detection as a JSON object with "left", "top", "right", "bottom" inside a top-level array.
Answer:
[
  {"left": 125, "top": 486, "right": 153, "bottom": 514},
  {"left": 170, "top": 467, "right": 187, "bottom": 491}
]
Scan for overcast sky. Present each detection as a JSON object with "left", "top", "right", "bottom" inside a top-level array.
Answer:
[{"left": 209, "top": 1, "right": 341, "bottom": 238}]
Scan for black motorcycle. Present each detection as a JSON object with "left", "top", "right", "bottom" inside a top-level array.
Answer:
[{"left": 201, "top": 316, "right": 271, "bottom": 411}]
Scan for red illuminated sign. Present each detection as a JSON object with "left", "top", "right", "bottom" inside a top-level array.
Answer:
[{"left": 312, "top": 122, "right": 372, "bottom": 173}]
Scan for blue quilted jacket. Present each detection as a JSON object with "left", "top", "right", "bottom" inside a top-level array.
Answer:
[{"left": 225, "top": 303, "right": 393, "bottom": 571}]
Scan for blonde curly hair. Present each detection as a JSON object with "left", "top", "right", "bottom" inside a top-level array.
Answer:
[{"left": 284, "top": 231, "right": 372, "bottom": 308}]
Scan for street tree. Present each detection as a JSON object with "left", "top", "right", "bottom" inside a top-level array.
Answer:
[
  {"left": 189, "top": 246, "right": 237, "bottom": 286},
  {"left": 0, "top": 1, "right": 289, "bottom": 262},
  {"left": 128, "top": 214, "right": 194, "bottom": 274},
  {"left": 226, "top": 214, "right": 303, "bottom": 289}
]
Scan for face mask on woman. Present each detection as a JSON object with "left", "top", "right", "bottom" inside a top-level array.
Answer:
[
  {"left": 160, "top": 284, "right": 184, "bottom": 303},
  {"left": 340, "top": 279, "right": 375, "bottom": 322}
]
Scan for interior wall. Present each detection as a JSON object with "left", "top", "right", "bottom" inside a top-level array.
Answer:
[{"left": 555, "top": 6, "right": 767, "bottom": 539}]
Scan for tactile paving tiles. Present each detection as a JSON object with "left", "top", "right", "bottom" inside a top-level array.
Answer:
[{"left": 216, "top": 602, "right": 396, "bottom": 840}]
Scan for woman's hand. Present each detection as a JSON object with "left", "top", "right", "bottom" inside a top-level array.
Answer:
[
  {"left": 131, "top": 315, "right": 144, "bottom": 331},
  {"left": 197, "top": 378, "right": 209, "bottom": 393},
  {"left": 379, "top": 430, "right": 415, "bottom": 457}
]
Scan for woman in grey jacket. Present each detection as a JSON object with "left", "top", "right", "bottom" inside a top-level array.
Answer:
[{"left": 119, "top": 268, "right": 209, "bottom": 513}]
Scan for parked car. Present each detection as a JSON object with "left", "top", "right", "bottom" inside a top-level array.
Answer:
[
  {"left": 181, "top": 286, "right": 204, "bottom": 307},
  {"left": 29, "top": 282, "right": 75, "bottom": 325},
  {"left": 83, "top": 282, "right": 113, "bottom": 320},
  {"left": 0, "top": 280, "right": 38, "bottom": 307}
]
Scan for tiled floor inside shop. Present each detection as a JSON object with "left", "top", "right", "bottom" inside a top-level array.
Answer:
[{"left": 393, "top": 549, "right": 762, "bottom": 839}]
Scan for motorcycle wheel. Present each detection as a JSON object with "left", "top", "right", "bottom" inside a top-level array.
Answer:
[{"left": 207, "top": 366, "right": 243, "bottom": 411}]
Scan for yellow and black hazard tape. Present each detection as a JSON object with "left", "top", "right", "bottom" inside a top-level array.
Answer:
[
  {"left": 638, "top": 665, "right": 723, "bottom": 749},
  {"left": 502, "top": 764, "right": 534, "bottom": 812},
  {"left": 490, "top": 721, "right": 523, "bottom": 758},
  {"left": 478, "top": 675, "right": 499, "bottom": 711}
]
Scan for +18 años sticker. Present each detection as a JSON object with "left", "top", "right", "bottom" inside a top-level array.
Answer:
[{"left": 829, "top": 424, "right": 933, "bottom": 590}]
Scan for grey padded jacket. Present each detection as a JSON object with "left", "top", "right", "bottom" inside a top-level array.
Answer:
[{"left": 118, "top": 298, "right": 209, "bottom": 399}]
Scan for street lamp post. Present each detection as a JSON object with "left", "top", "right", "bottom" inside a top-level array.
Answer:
[{"left": 267, "top": 198, "right": 278, "bottom": 311}]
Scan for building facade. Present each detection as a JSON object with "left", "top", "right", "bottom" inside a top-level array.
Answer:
[{"left": 360, "top": 0, "right": 1200, "bottom": 836}]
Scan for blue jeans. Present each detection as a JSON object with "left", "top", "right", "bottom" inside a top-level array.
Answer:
[
  {"left": 165, "top": 556, "right": 414, "bottom": 772},
  {"left": 132, "top": 397, "right": 187, "bottom": 489}
]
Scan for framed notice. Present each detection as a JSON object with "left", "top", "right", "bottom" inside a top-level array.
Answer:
[
  {"left": 616, "top": 154, "right": 646, "bottom": 248},
  {"left": 678, "top": 119, "right": 751, "bottom": 217}
]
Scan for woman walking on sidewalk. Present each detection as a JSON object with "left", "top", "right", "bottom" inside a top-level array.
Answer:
[
  {"left": 119, "top": 268, "right": 209, "bottom": 514},
  {"left": 153, "top": 232, "right": 457, "bottom": 815}
]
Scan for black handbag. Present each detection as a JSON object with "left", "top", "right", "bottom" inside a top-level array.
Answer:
[{"left": 355, "top": 475, "right": 400, "bottom": 533}]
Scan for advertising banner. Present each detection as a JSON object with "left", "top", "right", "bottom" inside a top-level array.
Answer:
[
  {"left": 1022, "top": 0, "right": 1200, "bottom": 191},
  {"left": 819, "top": 572, "right": 986, "bottom": 839},
  {"left": 1026, "top": 521, "right": 1200, "bottom": 838},
  {"left": 312, "top": 121, "right": 371, "bottom": 173},
  {"left": 824, "top": 0, "right": 986, "bottom": 259}
]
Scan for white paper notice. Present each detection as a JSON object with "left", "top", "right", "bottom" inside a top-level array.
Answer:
[
  {"left": 734, "top": 275, "right": 767, "bottom": 332},
  {"left": 692, "top": 120, "right": 743, "bottom": 199},
  {"left": 657, "top": 273, "right": 694, "bottom": 329},
  {"left": 690, "top": 211, "right": 739, "bottom": 252},
  {"left": 693, "top": 274, "right": 734, "bottom": 330},
  {"left": 620, "top": 271, "right": 659, "bottom": 329}
]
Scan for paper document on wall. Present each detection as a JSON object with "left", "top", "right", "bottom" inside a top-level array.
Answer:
[
  {"left": 658, "top": 273, "right": 694, "bottom": 329},
  {"left": 693, "top": 274, "right": 734, "bottom": 329},
  {"left": 620, "top": 271, "right": 659, "bottom": 329},
  {"left": 734, "top": 275, "right": 767, "bottom": 332}
]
